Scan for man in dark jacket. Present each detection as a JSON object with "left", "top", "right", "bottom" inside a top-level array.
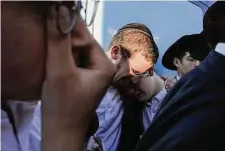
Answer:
[{"left": 134, "top": 2, "right": 225, "bottom": 151}]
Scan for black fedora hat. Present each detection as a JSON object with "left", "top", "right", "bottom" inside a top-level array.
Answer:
[
  {"left": 202, "top": 1, "right": 225, "bottom": 46},
  {"left": 162, "top": 33, "right": 210, "bottom": 70}
]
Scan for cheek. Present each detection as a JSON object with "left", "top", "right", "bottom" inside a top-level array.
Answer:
[
  {"left": 2, "top": 16, "right": 46, "bottom": 99},
  {"left": 24, "top": 24, "right": 46, "bottom": 85},
  {"left": 184, "top": 62, "right": 195, "bottom": 71},
  {"left": 139, "top": 79, "right": 151, "bottom": 93},
  {"left": 138, "top": 80, "right": 152, "bottom": 101}
]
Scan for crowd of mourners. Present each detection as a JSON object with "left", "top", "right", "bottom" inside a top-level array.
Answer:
[{"left": 1, "top": 1, "right": 225, "bottom": 151}]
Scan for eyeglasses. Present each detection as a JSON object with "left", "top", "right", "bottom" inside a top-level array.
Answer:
[
  {"left": 53, "top": 0, "right": 99, "bottom": 34},
  {"left": 121, "top": 49, "right": 152, "bottom": 78},
  {"left": 54, "top": 1, "right": 83, "bottom": 35},
  {"left": 83, "top": 0, "right": 100, "bottom": 26}
]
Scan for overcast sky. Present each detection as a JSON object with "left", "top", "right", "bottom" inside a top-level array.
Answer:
[{"left": 98, "top": 1, "right": 215, "bottom": 76}]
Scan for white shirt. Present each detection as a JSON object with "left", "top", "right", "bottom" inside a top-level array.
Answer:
[
  {"left": 1, "top": 100, "right": 41, "bottom": 151},
  {"left": 175, "top": 74, "right": 180, "bottom": 81},
  {"left": 215, "top": 43, "right": 225, "bottom": 56}
]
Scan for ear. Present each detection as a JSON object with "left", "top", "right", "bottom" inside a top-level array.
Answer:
[
  {"left": 173, "top": 58, "right": 181, "bottom": 68},
  {"left": 110, "top": 45, "right": 123, "bottom": 61}
]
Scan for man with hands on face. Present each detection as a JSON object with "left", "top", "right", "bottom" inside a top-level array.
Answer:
[{"left": 1, "top": 1, "right": 115, "bottom": 151}]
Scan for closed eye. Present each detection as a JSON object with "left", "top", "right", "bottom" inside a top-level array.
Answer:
[
  {"left": 187, "top": 57, "right": 195, "bottom": 61},
  {"left": 132, "top": 69, "right": 141, "bottom": 75}
]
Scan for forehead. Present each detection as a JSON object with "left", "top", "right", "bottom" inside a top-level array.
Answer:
[
  {"left": 182, "top": 52, "right": 199, "bottom": 60},
  {"left": 183, "top": 52, "right": 191, "bottom": 58},
  {"left": 129, "top": 52, "right": 153, "bottom": 72},
  {"left": 13, "top": 1, "right": 76, "bottom": 14}
]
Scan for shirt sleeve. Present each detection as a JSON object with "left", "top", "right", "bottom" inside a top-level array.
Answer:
[{"left": 87, "top": 91, "right": 124, "bottom": 151}]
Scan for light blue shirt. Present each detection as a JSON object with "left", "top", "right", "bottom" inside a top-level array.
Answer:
[
  {"left": 1, "top": 100, "right": 41, "bottom": 151},
  {"left": 87, "top": 87, "right": 167, "bottom": 151},
  {"left": 87, "top": 87, "right": 124, "bottom": 151},
  {"left": 142, "top": 88, "right": 167, "bottom": 131}
]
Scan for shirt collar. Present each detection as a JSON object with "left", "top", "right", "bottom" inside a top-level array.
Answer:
[
  {"left": 215, "top": 43, "right": 225, "bottom": 56},
  {"left": 175, "top": 74, "right": 180, "bottom": 81},
  {"left": 153, "top": 88, "right": 167, "bottom": 102},
  {"left": 146, "top": 88, "right": 167, "bottom": 105}
]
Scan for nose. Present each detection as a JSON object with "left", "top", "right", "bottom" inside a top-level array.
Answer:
[
  {"left": 195, "top": 60, "right": 200, "bottom": 67},
  {"left": 131, "top": 76, "right": 141, "bottom": 85}
]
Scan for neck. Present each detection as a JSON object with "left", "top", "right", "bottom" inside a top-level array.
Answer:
[
  {"left": 177, "top": 71, "right": 182, "bottom": 78},
  {"left": 151, "top": 73, "right": 164, "bottom": 97},
  {"left": 106, "top": 51, "right": 111, "bottom": 59}
]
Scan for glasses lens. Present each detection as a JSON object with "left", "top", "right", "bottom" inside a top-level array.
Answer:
[
  {"left": 57, "top": 1, "right": 82, "bottom": 34},
  {"left": 142, "top": 72, "right": 150, "bottom": 78}
]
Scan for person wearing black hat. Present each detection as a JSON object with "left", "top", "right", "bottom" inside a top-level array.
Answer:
[
  {"left": 133, "top": 2, "right": 225, "bottom": 151},
  {"left": 163, "top": 33, "right": 210, "bottom": 78},
  {"left": 162, "top": 34, "right": 211, "bottom": 91}
]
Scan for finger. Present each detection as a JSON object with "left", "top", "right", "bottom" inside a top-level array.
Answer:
[
  {"left": 70, "top": 14, "right": 113, "bottom": 72},
  {"left": 161, "top": 75, "right": 167, "bottom": 81},
  {"left": 46, "top": 5, "right": 77, "bottom": 78},
  {"left": 165, "top": 79, "right": 171, "bottom": 86}
]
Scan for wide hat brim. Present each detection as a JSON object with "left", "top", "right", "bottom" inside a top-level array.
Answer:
[{"left": 162, "top": 34, "right": 210, "bottom": 70}]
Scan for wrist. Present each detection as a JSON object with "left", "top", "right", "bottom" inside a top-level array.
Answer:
[{"left": 42, "top": 119, "right": 87, "bottom": 151}]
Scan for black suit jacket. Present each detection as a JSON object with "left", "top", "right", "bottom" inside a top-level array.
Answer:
[{"left": 134, "top": 51, "right": 225, "bottom": 151}]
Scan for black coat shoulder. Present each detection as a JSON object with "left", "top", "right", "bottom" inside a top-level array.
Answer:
[{"left": 134, "top": 51, "right": 225, "bottom": 151}]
